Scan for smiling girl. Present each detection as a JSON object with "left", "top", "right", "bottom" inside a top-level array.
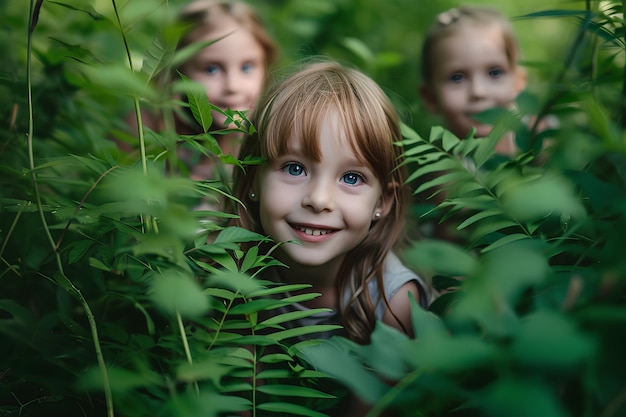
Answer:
[
  {"left": 124, "top": 0, "right": 278, "bottom": 182},
  {"left": 232, "top": 60, "right": 429, "bottom": 345},
  {"left": 419, "top": 5, "right": 527, "bottom": 156}
]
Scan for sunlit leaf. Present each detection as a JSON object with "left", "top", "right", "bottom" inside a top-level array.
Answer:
[
  {"left": 149, "top": 269, "right": 210, "bottom": 318},
  {"left": 179, "top": 73, "right": 212, "bottom": 132}
]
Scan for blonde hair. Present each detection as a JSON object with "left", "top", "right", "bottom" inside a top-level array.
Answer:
[
  {"left": 232, "top": 60, "right": 410, "bottom": 344},
  {"left": 178, "top": 0, "right": 278, "bottom": 67},
  {"left": 421, "top": 5, "right": 520, "bottom": 83}
]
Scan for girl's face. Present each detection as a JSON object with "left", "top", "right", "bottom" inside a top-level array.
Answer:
[
  {"left": 180, "top": 21, "right": 266, "bottom": 129},
  {"left": 255, "top": 113, "right": 389, "bottom": 276},
  {"left": 422, "top": 24, "right": 525, "bottom": 138}
]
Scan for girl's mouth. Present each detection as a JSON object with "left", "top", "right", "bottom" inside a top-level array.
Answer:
[{"left": 290, "top": 224, "right": 336, "bottom": 236}]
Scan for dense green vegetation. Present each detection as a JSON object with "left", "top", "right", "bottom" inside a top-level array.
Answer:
[{"left": 1, "top": 1, "right": 626, "bottom": 416}]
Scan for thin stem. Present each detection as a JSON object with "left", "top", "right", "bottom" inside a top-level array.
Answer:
[
  {"left": 55, "top": 165, "right": 119, "bottom": 252},
  {"left": 176, "top": 309, "right": 200, "bottom": 395},
  {"left": 26, "top": 1, "right": 113, "bottom": 416},
  {"left": 0, "top": 207, "right": 23, "bottom": 262},
  {"left": 110, "top": 0, "right": 148, "bottom": 176}
]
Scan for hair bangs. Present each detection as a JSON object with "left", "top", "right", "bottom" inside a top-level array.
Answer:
[
  {"left": 339, "top": 73, "right": 400, "bottom": 186},
  {"left": 261, "top": 88, "right": 332, "bottom": 162}
]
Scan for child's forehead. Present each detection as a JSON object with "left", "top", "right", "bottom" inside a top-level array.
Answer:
[
  {"left": 434, "top": 23, "right": 512, "bottom": 63},
  {"left": 277, "top": 116, "right": 369, "bottom": 164}
]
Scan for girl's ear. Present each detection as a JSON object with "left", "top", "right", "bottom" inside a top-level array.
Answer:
[
  {"left": 373, "top": 181, "right": 398, "bottom": 220},
  {"left": 514, "top": 66, "right": 527, "bottom": 95},
  {"left": 419, "top": 84, "right": 439, "bottom": 113}
]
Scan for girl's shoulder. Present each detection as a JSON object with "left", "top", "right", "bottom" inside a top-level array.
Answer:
[{"left": 370, "top": 252, "right": 429, "bottom": 319}]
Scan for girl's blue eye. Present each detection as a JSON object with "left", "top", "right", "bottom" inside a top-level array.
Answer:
[
  {"left": 342, "top": 172, "right": 363, "bottom": 186},
  {"left": 206, "top": 65, "right": 220, "bottom": 75},
  {"left": 241, "top": 62, "right": 255, "bottom": 73},
  {"left": 284, "top": 163, "right": 305, "bottom": 177},
  {"left": 489, "top": 68, "right": 505, "bottom": 78},
  {"left": 450, "top": 73, "right": 464, "bottom": 83}
]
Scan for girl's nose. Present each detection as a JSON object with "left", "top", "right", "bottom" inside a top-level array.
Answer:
[
  {"left": 301, "top": 178, "right": 335, "bottom": 213},
  {"left": 470, "top": 76, "right": 488, "bottom": 98},
  {"left": 224, "top": 69, "right": 242, "bottom": 93}
]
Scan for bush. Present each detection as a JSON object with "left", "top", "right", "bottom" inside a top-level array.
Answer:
[{"left": 1, "top": 1, "right": 625, "bottom": 417}]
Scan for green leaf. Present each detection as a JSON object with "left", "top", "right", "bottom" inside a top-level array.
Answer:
[
  {"left": 403, "top": 143, "right": 435, "bottom": 157},
  {"left": 400, "top": 122, "right": 424, "bottom": 143},
  {"left": 240, "top": 245, "right": 258, "bottom": 273},
  {"left": 481, "top": 233, "right": 531, "bottom": 253},
  {"left": 404, "top": 240, "right": 477, "bottom": 277},
  {"left": 501, "top": 174, "right": 587, "bottom": 221},
  {"left": 141, "top": 36, "right": 174, "bottom": 82},
  {"left": 511, "top": 311, "right": 595, "bottom": 370},
  {"left": 176, "top": 360, "right": 239, "bottom": 386},
  {"left": 248, "top": 283, "right": 312, "bottom": 297},
  {"left": 81, "top": 63, "right": 156, "bottom": 100},
  {"left": 406, "top": 158, "right": 459, "bottom": 184},
  {"left": 258, "top": 308, "right": 333, "bottom": 327},
  {"left": 209, "top": 270, "right": 264, "bottom": 295},
  {"left": 474, "top": 378, "right": 569, "bottom": 417},
  {"left": 341, "top": 37, "right": 375, "bottom": 65},
  {"left": 257, "top": 384, "right": 335, "bottom": 398},
  {"left": 414, "top": 171, "right": 469, "bottom": 195},
  {"left": 267, "top": 325, "right": 343, "bottom": 342},
  {"left": 214, "top": 226, "right": 270, "bottom": 244},
  {"left": 299, "top": 338, "right": 389, "bottom": 403},
  {"left": 408, "top": 295, "right": 449, "bottom": 339},
  {"left": 88, "top": 257, "right": 112, "bottom": 271},
  {"left": 257, "top": 402, "right": 330, "bottom": 417},
  {"left": 204, "top": 287, "right": 238, "bottom": 301},
  {"left": 259, "top": 353, "right": 293, "bottom": 364},
  {"left": 149, "top": 269, "right": 210, "bottom": 318},
  {"left": 229, "top": 298, "right": 291, "bottom": 315},
  {"left": 469, "top": 219, "right": 519, "bottom": 240},
  {"left": 179, "top": 73, "right": 213, "bottom": 132},
  {"left": 457, "top": 208, "right": 504, "bottom": 230},
  {"left": 208, "top": 252, "right": 239, "bottom": 272},
  {"left": 78, "top": 366, "right": 161, "bottom": 393},
  {"left": 441, "top": 128, "right": 461, "bottom": 151},
  {"left": 361, "top": 322, "right": 414, "bottom": 379}
]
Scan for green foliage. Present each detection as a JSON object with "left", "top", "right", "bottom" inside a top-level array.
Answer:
[
  {"left": 296, "top": 1, "right": 626, "bottom": 415},
  {"left": 2, "top": 0, "right": 626, "bottom": 417}
]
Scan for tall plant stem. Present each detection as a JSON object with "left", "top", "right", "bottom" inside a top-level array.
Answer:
[
  {"left": 26, "top": 1, "right": 113, "bottom": 416},
  {"left": 176, "top": 310, "right": 200, "bottom": 395},
  {"left": 110, "top": 0, "right": 148, "bottom": 176}
]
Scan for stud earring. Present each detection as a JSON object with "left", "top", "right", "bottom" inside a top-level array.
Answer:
[
  {"left": 374, "top": 212, "right": 381, "bottom": 219},
  {"left": 250, "top": 192, "right": 256, "bottom": 199}
]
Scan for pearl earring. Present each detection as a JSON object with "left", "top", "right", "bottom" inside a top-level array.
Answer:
[
  {"left": 250, "top": 192, "right": 256, "bottom": 199},
  {"left": 374, "top": 212, "right": 381, "bottom": 219}
]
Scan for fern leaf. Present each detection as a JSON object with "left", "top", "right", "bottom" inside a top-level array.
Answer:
[
  {"left": 257, "top": 384, "right": 336, "bottom": 399},
  {"left": 257, "top": 402, "right": 331, "bottom": 417},
  {"left": 141, "top": 36, "right": 173, "bottom": 82}
]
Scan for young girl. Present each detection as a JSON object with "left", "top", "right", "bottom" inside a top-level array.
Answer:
[
  {"left": 126, "top": 0, "right": 278, "bottom": 181},
  {"left": 232, "top": 60, "right": 429, "bottom": 345},
  {"left": 419, "top": 5, "right": 527, "bottom": 156}
]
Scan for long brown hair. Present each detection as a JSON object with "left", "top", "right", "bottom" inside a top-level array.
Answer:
[{"left": 232, "top": 60, "right": 410, "bottom": 344}]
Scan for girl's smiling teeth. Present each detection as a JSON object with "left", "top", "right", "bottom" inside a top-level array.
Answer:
[{"left": 291, "top": 223, "right": 336, "bottom": 236}]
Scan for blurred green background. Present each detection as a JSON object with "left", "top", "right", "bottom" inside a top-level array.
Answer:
[{"left": 3, "top": 0, "right": 578, "bottom": 138}]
